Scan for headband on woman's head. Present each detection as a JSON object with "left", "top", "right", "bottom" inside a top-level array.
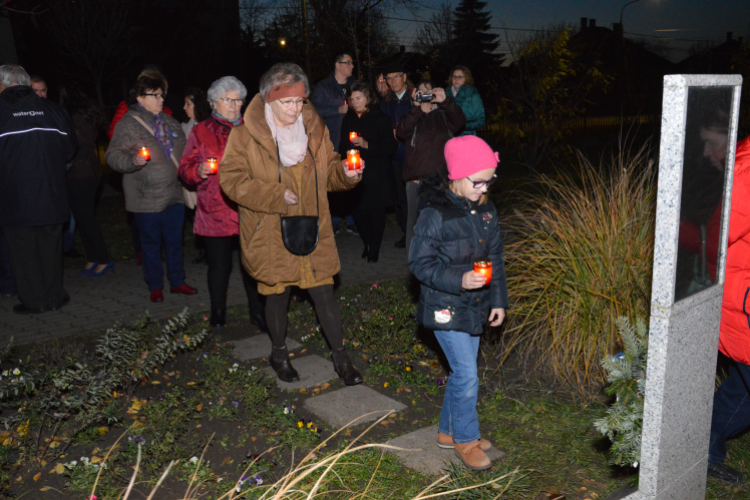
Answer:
[{"left": 265, "top": 82, "right": 307, "bottom": 103}]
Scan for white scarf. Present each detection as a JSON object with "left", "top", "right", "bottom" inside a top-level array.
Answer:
[{"left": 265, "top": 103, "right": 308, "bottom": 167}]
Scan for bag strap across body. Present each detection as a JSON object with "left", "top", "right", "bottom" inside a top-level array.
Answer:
[
  {"left": 131, "top": 114, "right": 180, "bottom": 169},
  {"left": 276, "top": 142, "right": 319, "bottom": 217}
]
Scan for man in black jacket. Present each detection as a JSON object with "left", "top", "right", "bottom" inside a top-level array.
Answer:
[
  {"left": 310, "top": 52, "right": 358, "bottom": 235},
  {"left": 0, "top": 64, "right": 77, "bottom": 314}
]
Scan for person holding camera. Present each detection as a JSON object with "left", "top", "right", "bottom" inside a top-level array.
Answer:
[{"left": 396, "top": 81, "right": 465, "bottom": 251}]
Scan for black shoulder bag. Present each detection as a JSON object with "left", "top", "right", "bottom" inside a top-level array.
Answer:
[{"left": 277, "top": 143, "right": 320, "bottom": 256}]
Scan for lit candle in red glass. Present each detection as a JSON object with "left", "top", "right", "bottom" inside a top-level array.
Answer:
[
  {"left": 474, "top": 261, "right": 492, "bottom": 285},
  {"left": 206, "top": 157, "right": 218, "bottom": 174},
  {"left": 139, "top": 147, "right": 151, "bottom": 161},
  {"left": 349, "top": 132, "right": 358, "bottom": 142},
  {"left": 346, "top": 149, "right": 361, "bottom": 171}
]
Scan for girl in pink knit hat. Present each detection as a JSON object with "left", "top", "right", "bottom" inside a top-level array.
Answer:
[{"left": 408, "top": 135, "right": 508, "bottom": 471}]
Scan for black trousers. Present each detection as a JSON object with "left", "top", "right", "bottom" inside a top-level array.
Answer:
[
  {"left": 203, "top": 235, "right": 263, "bottom": 315},
  {"left": 266, "top": 284, "right": 343, "bottom": 350},
  {"left": 352, "top": 207, "right": 386, "bottom": 260},
  {"left": 67, "top": 177, "right": 111, "bottom": 263},
  {"left": 4, "top": 224, "right": 67, "bottom": 309},
  {"left": 0, "top": 228, "right": 16, "bottom": 295},
  {"left": 390, "top": 159, "right": 407, "bottom": 233}
]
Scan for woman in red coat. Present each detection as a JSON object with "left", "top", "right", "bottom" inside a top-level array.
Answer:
[
  {"left": 178, "top": 76, "right": 267, "bottom": 330},
  {"left": 707, "top": 135, "right": 750, "bottom": 485}
]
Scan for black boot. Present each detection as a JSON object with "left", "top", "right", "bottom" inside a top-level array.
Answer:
[
  {"left": 708, "top": 462, "right": 744, "bottom": 485},
  {"left": 210, "top": 308, "right": 226, "bottom": 328},
  {"left": 250, "top": 310, "right": 269, "bottom": 333},
  {"left": 332, "top": 349, "right": 363, "bottom": 386},
  {"left": 270, "top": 346, "right": 300, "bottom": 382},
  {"left": 361, "top": 245, "right": 369, "bottom": 259}
]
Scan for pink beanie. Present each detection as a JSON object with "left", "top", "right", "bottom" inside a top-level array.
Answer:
[{"left": 444, "top": 135, "right": 500, "bottom": 180}]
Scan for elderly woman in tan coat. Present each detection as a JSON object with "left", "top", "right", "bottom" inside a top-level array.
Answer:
[{"left": 220, "top": 63, "right": 364, "bottom": 385}]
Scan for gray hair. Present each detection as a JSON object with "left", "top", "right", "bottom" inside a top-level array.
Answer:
[
  {"left": 259, "top": 63, "right": 309, "bottom": 102},
  {"left": 207, "top": 76, "right": 248, "bottom": 107},
  {"left": 0, "top": 65, "right": 31, "bottom": 88}
]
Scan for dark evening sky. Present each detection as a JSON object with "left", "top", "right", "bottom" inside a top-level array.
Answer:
[{"left": 395, "top": 0, "right": 750, "bottom": 62}]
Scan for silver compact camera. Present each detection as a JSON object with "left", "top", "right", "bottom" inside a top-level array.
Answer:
[{"left": 415, "top": 92, "right": 434, "bottom": 103}]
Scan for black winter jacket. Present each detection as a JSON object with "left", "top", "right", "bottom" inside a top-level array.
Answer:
[
  {"left": 0, "top": 85, "right": 77, "bottom": 228},
  {"left": 380, "top": 85, "right": 414, "bottom": 161},
  {"left": 408, "top": 183, "right": 508, "bottom": 334},
  {"left": 309, "top": 73, "right": 354, "bottom": 153},
  {"left": 396, "top": 97, "right": 465, "bottom": 181},
  {"left": 339, "top": 106, "right": 397, "bottom": 209}
]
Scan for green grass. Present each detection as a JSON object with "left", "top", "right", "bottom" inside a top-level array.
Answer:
[{"left": 481, "top": 387, "right": 629, "bottom": 497}]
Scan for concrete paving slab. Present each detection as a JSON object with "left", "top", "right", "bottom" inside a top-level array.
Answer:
[
  {"left": 386, "top": 424, "right": 505, "bottom": 476},
  {"left": 231, "top": 335, "right": 301, "bottom": 361},
  {"left": 304, "top": 385, "right": 406, "bottom": 428},
  {"left": 264, "top": 354, "right": 338, "bottom": 390}
]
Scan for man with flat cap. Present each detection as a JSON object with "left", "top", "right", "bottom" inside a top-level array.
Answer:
[{"left": 380, "top": 62, "right": 413, "bottom": 248}]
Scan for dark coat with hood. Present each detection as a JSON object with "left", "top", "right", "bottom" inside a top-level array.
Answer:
[
  {"left": 408, "top": 179, "right": 508, "bottom": 334},
  {"left": 396, "top": 96, "right": 465, "bottom": 181},
  {"left": 338, "top": 106, "right": 397, "bottom": 210},
  {"left": 309, "top": 72, "right": 354, "bottom": 153},
  {"left": 0, "top": 85, "right": 77, "bottom": 228}
]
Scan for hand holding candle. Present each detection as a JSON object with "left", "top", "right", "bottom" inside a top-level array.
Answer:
[
  {"left": 349, "top": 132, "right": 358, "bottom": 142},
  {"left": 474, "top": 261, "right": 492, "bottom": 285},
  {"left": 206, "top": 158, "right": 218, "bottom": 174},
  {"left": 139, "top": 147, "right": 151, "bottom": 161},
  {"left": 346, "top": 149, "right": 362, "bottom": 171}
]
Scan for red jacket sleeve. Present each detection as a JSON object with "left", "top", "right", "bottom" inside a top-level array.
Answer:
[
  {"left": 107, "top": 101, "right": 129, "bottom": 141},
  {"left": 178, "top": 126, "right": 205, "bottom": 186}
]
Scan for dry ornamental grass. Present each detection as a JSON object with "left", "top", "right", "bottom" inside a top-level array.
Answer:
[{"left": 501, "top": 141, "right": 657, "bottom": 392}]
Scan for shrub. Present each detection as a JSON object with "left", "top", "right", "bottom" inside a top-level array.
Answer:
[
  {"left": 594, "top": 316, "right": 648, "bottom": 468},
  {"left": 0, "top": 309, "right": 209, "bottom": 462},
  {"left": 501, "top": 143, "right": 656, "bottom": 391}
]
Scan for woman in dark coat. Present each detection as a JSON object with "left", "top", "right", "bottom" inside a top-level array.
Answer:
[
  {"left": 339, "top": 81, "right": 397, "bottom": 262},
  {"left": 60, "top": 88, "right": 113, "bottom": 276}
]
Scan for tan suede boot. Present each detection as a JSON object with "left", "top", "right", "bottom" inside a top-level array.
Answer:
[
  {"left": 454, "top": 440, "right": 491, "bottom": 471},
  {"left": 437, "top": 432, "right": 492, "bottom": 451}
]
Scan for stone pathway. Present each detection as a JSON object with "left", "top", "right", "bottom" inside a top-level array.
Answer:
[
  {"left": 387, "top": 424, "right": 505, "bottom": 475},
  {"left": 304, "top": 384, "right": 407, "bottom": 428},
  {"left": 232, "top": 334, "right": 300, "bottom": 361},
  {"left": 0, "top": 219, "right": 408, "bottom": 346},
  {"left": 240, "top": 345, "right": 504, "bottom": 476}
]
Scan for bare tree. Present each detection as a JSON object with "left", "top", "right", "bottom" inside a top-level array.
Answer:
[
  {"left": 413, "top": 2, "right": 453, "bottom": 56},
  {"left": 46, "top": 0, "right": 131, "bottom": 105}
]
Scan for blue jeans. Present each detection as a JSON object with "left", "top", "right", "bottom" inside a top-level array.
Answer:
[
  {"left": 331, "top": 215, "right": 355, "bottom": 230},
  {"left": 133, "top": 203, "right": 186, "bottom": 291},
  {"left": 435, "top": 330, "right": 481, "bottom": 443},
  {"left": 709, "top": 360, "right": 750, "bottom": 463}
]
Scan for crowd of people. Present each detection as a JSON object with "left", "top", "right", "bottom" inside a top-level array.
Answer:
[
  {"left": 0, "top": 57, "right": 513, "bottom": 471},
  {"left": 7, "top": 51, "right": 750, "bottom": 480}
]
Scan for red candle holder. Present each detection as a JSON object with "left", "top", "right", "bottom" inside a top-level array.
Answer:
[
  {"left": 349, "top": 132, "right": 358, "bottom": 142},
  {"left": 346, "top": 149, "right": 361, "bottom": 171},
  {"left": 206, "top": 157, "right": 218, "bottom": 174},
  {"left": 474, "top": 261, "right": 492, "bottom": 285},
  {"left": 139, "top": 147, "right": 151, "bottom": 161}
]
